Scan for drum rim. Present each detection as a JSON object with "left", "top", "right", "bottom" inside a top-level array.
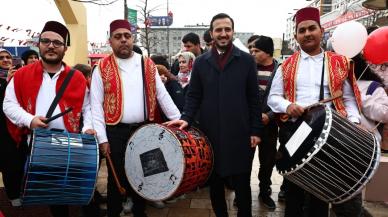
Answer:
[
  {"left": 279, "top": 104, "right": 332, "bottom": 175},
  {"left": 125, "top": 123, "right": 187, "bottom": 201},
  {"left": 21, "top": 129, "right": 99, "bottom": 205}
]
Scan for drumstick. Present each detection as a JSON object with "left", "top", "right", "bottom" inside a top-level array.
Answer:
[
  {"left": 304, "top": 90, "right": 343, "bottom": 110},
  {"left": 44, "top": 107, "right": 73, "bottom": 124},
  {"left": 279, "top": 90, "right": 343, "bottom": 122},
  {"left": 106, "top": 153, "right": 126, "bottom": 196}
]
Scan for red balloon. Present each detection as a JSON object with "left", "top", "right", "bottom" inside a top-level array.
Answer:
[{"left": 363, "top": 27, "right": 388, "bottom": 65}]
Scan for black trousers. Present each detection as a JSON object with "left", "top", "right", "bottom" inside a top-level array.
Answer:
[
  {"left": 0, "top": 139, "right": 27, "bottom": 200},
  {"left": 106, "top": 124, "right": 147, "bottom": 217},
  {"left": 285, "top": 180, "right": 363, "bottom": 217},
  {"left": 210, "top": 171, "right": 252, "bottom": 217},
  {"left": 257, "top": 122, "right": 278, "bottom": 195}
]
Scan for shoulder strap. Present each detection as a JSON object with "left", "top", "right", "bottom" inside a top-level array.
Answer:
[
  {"left": 141, "top": 57, "right": 147, "bottom": 121},
  {"left": 45, "top": 68, "right": 76, "bottom": 118}
]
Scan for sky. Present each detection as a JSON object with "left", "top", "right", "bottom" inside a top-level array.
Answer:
[{"left": 0, "top": 0, "right": 312, "bottom": 45}]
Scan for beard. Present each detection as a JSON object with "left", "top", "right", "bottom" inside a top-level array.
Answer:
[
  {"left": 214, "top": 37, "right": 232, "bottom": 51},
  {"left": 40, "top": 50, "right": 64, "bottom": 65},
  {"left": 113, "top": 45, "right": 133, "bottom": 59}
]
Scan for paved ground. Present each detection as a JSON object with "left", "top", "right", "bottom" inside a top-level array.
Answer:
[{"left": 0, "top": 149, "right": 387, "bottom": 217}]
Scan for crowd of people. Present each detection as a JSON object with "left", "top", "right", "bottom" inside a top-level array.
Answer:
[{"left": 0, "top": 6, "right": 387, "bottom": 217}]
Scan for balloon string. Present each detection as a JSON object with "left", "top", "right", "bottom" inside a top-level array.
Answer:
[
  {"left": 372, "top": 121, "right": 382, "bottom": 132},
  {"left": 357, "top": 63, "right": 370, "bottom": 81}
]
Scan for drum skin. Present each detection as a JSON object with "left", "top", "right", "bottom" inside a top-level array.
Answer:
[
  {"left": 276, "top": 104, "right": 380, "bottom": 204},
  {"left": 125, "top": 124, "right": 213, "bottom": 201},
  {"left": 21, "top": 129, "right": 99, "bottom": 205}
]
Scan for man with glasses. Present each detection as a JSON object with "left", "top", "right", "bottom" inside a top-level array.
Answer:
[
  {"left": 3, "top": 20, "right": 94, "bottom": 217},
  {"left": 90, "top": 19, "right": 180, "bottom": 217}
]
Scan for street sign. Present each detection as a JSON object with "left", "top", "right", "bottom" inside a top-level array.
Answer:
[{"left": 127, "top": 8, "right": 138, "bottom": 33}]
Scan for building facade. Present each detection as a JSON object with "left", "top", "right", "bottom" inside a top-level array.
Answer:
[
  {"left": 138, "top": 25, "right": 254, "bottom": 57},
  {"left": 284, "top": 0, "right": 388, "bottom": 51}
]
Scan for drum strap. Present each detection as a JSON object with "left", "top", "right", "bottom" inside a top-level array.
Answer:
[
  {"left": 141, "top": 57, "right": 147, "bottom": 122},
  {"left": 319, "top": 55, "right": 325, "bottom": 101},
  {"left": 45, "top": 68, "right": 76, "bottom": 119}
]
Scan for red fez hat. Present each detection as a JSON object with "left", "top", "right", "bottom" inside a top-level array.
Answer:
[
  {"left": 41, "top": 21, "right": 70, "bottom": 46},
  {"left": 294, "top": 7, "right": 320, "bottom": 28},
  {"left": 110, "top": 19, "right": 131, "bottom": 34}
]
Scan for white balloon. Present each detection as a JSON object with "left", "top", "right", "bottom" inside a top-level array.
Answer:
[{"left": 331, "top": 21, "right": 367, "bottom": 58}]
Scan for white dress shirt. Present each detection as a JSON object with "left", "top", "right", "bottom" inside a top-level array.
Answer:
[
  {"left": 3, "top": 65, "right": 93, "bottom": 132},
  {"left": 90, "top": 52, "right": 181, "bottom": 144},
  {"left": 268, "top": 49, "right": 360, "bottom": 123}
]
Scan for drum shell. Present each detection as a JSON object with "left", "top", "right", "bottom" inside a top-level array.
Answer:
[
  {"left": 21, "top": 129, "right": 99, "bottom": 205},
  {"left": 125, "top": 124, "right": 213, "bottom": 201},
  {"left": 277, "top": 105, "right": 380, "bottom": 204}
]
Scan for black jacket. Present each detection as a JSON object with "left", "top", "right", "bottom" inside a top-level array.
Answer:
[{"left": 181, "top": 46, "right": 263, "bottom": 177}]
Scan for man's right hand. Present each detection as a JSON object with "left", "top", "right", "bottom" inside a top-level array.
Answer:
[
  {"left": 164, "top": 119, "right": 188, "bottom": 130},
  {"left": 99, "top": 142, "right": 110, "bottom": 157},
  {"left": 30, "top": 116, "right": 48, "bottom": 129},
  {"left": 286, "top": 103, "right": 305, "bottom": 118}
]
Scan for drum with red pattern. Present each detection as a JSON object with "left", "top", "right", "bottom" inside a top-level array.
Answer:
[{"left": 125, "top": 124, "right": 213, "bottom": 201}]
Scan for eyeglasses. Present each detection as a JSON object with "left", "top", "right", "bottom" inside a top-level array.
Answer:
[
  {"left": 39, "top": 38, "right": 65, "bottom": 48},
  {"left": 0, "top": 55, "right": 12, "bottom": 60},
  {"left": 113, "top": 33, "right": 132, "bottom": 40}
]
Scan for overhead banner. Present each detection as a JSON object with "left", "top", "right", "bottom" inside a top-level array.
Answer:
[
  {"left": 148, "top": 16, "right": 173, "bottom": 26},
  {"left": 127, "top": 8, "right": 138, "bottom": 33}
]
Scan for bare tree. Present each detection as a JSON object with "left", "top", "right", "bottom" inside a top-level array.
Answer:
[{"left": 137, "top": 0, "right": 161, "bottom": 56}]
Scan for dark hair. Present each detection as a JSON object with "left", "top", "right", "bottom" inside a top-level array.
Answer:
[
  {"left": 353, "top": 54, "right": 383, "bottom": 82},
  {"left": 133, "top": 45, "right": 143, "bottom": 55},
  {"left": 209, "top": 13, "right": 234, "bottom": 31},
  {"left": 254, "top": 35, "right": 274, "bottom": 57},
  {"left": 203, "top": 29, "right": 212, "bottom": 43},
  {"left": 21, "top": 49, "right": 39, "bottom": 64},
  {"left": 367, "top": 26, "right": 378, "bottom": 35},
  {"left": 182, "top": 32, "right": 200, "bottom": 45},
  {"left": 73, "top": 63, "right": 92, "bottom": 78},
  {"left": 151, "top": 55, "right": 170, "bottom": 70},
  {"left": 247, "top": 35, "right": 260, "bottom": 44}
]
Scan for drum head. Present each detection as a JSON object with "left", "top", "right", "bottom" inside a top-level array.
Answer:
[
  {"left": 125, "top": 124, "right": 185, "bottom": 201},
  {"left": 277, "top": 105, "right": 328, "bottom": 173}
]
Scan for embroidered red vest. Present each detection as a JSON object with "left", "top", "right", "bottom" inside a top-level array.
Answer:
[
  {"left": 282, "top": 51, "right": 362, "bottom": 117},
  {"left": 98, "top": 54, "right": 161, "bottom": 125},
  {"left": 7, "top": 61, "right": 87, "bottom": 144}
]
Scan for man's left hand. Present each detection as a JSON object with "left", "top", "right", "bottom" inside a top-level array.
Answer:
[
  {"left": 250, "top": 136, "right": 261, "bottom": 148},
  {"left": 262, "top": 113, "right": 269, "bottom": 125}
]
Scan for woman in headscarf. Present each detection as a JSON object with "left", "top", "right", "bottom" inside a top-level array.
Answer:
[
  {"left": 177, "top": 51, "right": 196, "bottom": 92},
  {"left": 353, "top": 54, "right": 388, "bottom": 152}
]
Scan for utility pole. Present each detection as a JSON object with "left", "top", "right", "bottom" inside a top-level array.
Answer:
[
  {"left": 124, "top": 0, "right": 128, "bottom": 20},
  {"left": 166, "top": 0, "right": 170, "bottom": 64}
]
